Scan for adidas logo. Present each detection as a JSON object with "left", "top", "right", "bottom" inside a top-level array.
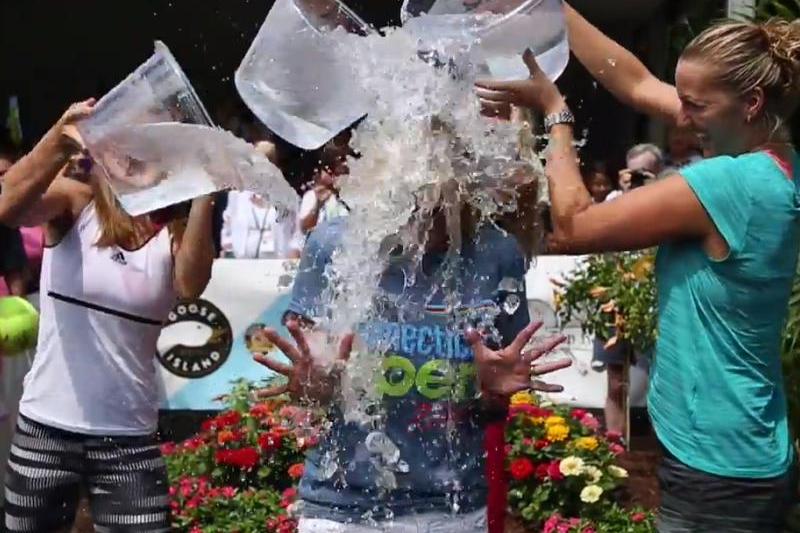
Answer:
[{"left": 110, "top": 250, "right": 127, "bottom": 265}]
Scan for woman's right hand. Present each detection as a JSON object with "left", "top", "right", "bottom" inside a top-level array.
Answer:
[
  {"left": 253, "top": 319, "right": 354, "bottom": 403},
  {"left": 56, "top": 99, "right": 96, "bottom": 152}
]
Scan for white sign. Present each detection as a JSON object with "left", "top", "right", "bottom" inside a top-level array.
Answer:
[{"left": 156, "top": 258, "right": 648, "bottom": 410}]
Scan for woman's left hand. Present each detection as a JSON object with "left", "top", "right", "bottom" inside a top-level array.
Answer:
[
  {"left": 475, "top": 49, "right": 566, "bottom": 117},
  {"left": 467, "top": 321, "right": 571, "bottom": 398}
]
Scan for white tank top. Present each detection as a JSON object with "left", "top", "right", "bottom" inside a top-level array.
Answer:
[{"left": 19, "top": 203, "right": 176, "bottom": 435}]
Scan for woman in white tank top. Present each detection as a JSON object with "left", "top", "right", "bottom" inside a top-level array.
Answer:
[{"left": 0, "top": 100, "right": 215, "bottom": 532}]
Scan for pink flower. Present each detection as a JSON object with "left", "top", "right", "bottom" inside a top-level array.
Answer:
[
  {"left": 189, "top": 528, "right": 203, "bottom": 533},
  {"left": 570, "top": 408, "right": 588, "bottom": 420},
  {"left": 160, "top": 442, "right": 177, "bottom": 456},
  {"left": 543, "top": 514, "right": 563, "bottom": 533},
  {"left": 631, "top": 512, "right": 647, "bottom": 523},
  {"left": 606, "top": 430, "right": 623, "bottom": 442},
  {"left": 580, "top": 414, "right": 600, "bottom": 431},
  {"left": 582, "top": 529, "right": 596, "bottom": 533},
  {"left": 221, "top": 486, "right": 237, "bottom": 498},
  {"left": 610, "top": 443, "right": 625, "bottom": 456},
  {"left": 557, "top": 524, "right": 571, "bottom": 533}
]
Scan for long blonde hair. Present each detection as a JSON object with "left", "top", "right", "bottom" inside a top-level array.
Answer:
[{"left": 91, "top": 178, "right": 184, "bottom": 249}]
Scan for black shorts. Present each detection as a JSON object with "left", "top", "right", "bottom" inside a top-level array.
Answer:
[
  {"left": 4, "top": 415, "right": 170, "bottom": 532},
  {"left": 657, "top": 446, "right": 797, "bottom": 532},
  {"left": 0, "top": 224, "right": 27, "bottom": 275}
]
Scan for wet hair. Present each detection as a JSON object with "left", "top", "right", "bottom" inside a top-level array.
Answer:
[{"left": 682, "top": 18, "right": 800, "bottom": 132}]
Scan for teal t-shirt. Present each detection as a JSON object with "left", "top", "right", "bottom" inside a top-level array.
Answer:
[{"left": 650, "top": 150, "right": 800, "bottom": 478}]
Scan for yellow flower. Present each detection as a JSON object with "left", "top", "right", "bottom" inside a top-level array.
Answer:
[
  {"left": 580, "top": 484, "right": 603, "bottom": 503},
  {"left": 547, "top": 424, "right": 570, "bottom": 442},
  {"left": 632, "top": 256, "right": 655, "bottom": 280},
  {"left": 545, "top": 416, "right": 566, "bottom": 427},
  {"left": 553, "top": 291, "right": 563, "bottom": 311},
  {"left": 608, "top": 465, "right": 629, "bottom": 478},
  {"left": 559, "top": 456, "right": 585, "bottom": 476},
  {"left": 584, "top": 465, "right": 603, "bottom": 483},
  {"left": 574, "top": 437, "right": 599, "bottom": 452},
  {"left": 530, "top": 417, "right": 546, "bottom": 425},
  {"left": 510, "top": 391, "right": 535, "bottom": 406}
]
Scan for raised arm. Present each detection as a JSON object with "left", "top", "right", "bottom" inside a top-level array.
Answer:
[
  {"left": 476, "top": 52, "right": 713, "bottom": 255},
  {"left": 0, "top": 100, "right": 94, "bottom": 226},
  {"left": 564, "top": 4, "right": 681, "bottom": 124},
  {"left": 172, "top": 197, "right": 216, "bottom": 299}
]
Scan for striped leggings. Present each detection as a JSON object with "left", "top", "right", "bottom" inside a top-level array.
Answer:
[{"left": 4, "top": 415, "right": 170, "bottom": 532}]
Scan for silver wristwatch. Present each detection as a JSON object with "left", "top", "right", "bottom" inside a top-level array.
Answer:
[{"left": 543, "top": 108, "right": 575, "bottom": 132}]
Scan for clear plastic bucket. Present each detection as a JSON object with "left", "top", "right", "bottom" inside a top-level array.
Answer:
[
  {"left": 77, "top": 42, "right": 224, "bottom": 216},
  {"left": 235, "top": 0, "right": 372, "bottom": 150},
  {"left": 401, "top": 0, "right": 569, "bottom": 81}
]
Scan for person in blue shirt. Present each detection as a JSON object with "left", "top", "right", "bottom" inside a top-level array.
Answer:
[
  {"left": 253, "top": 200, "right": 570, "bottom": 531},
  {"left": 476, "top": 12, "right": 800, "bottom": 533}
]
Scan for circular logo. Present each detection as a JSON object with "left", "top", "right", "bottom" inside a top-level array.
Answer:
[{"left": 156, "top": 299, "right": 233, "bottom": 379}]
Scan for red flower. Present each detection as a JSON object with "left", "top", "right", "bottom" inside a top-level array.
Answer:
[
  {"left": 570, "top": 408, "right": 588, "bottom": 420},
  {"left": 281, "top": 487, "right": 298, "bottom": 508},
  {"left": 215, "top": 447, "right": 260, "bottom": 470},
  {"left": 182, "top": 437, "right": 205, "bottom": 451},
  {"left": 216, "top": 411, "right": 241, "bottom": 428},
  {"left": 534, "top": 439, "right": 550, "bottom": 450},
  {"left": 534, "top": 463, "right": 550, "bottom": 481},
  {"left": 186, "top": 497, "right": 201, "bottom": 509},
  {"left": 631, "top": 512, "right": 647, "bottom": 523},
  {"left": 267, "top": 515, "right": 297, "bottom": 533},
  {"left": 288, "top": 463, "right": 305, "bottom": 479},
  {"left": 606, "top": 430, "right": 623, "bottom": 442},
  {"left": 258, "top": 431, "right": 283, "bottom": 454},
  {"left": 522, "top": 437, "right": 534, "bottom": 447},
  {"left": 160, "top": 442, "right": 177, "bottom": 456},
  {"left": 504, "top": 444, "right": 513, "bottom": 455},
  {"left": 546, "top": 461, "right": 564, "bottom": 482},
  {"left": 249, "top": 403, "right": 272, "bottom": 418},
  {"left": 201, "top": 418, "right": 216, "bottom": 433},
  {"left": 509, "top": 458, "right": 535, "bottom": 481},
  {"left": 221, "top": 486, "right": 237, "bottom": 498}
]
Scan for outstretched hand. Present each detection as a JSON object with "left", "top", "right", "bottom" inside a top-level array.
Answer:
[
  {"left": 466, "top": 320, "right": 571, "bottom": 398},
  {"left": 252, "top": 320, "right": 355, "bottom": 403},
  {"left": 475, "top": 49, "right": 566, "bottom": 117}
]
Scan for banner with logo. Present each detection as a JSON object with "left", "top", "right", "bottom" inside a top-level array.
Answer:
[{"left": 156, "top": 258, "right": 648, "bottom": 411}]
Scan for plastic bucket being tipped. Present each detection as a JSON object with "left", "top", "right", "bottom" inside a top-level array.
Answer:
[
  {"left": 401, "top": 0, "right": 569, "bottom": 82},
  {"left": 77, "top": 41, "right": 217, "bottom": 216},
  {"left": 235, "top": 0, "right": 372, "bottom": 150}
]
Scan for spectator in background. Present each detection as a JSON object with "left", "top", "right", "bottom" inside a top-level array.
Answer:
[
  {"left": 582, "top": 160, "right": 614, "bottom": 203},
  {"left": 0, "top": 145, "right": 29, "bottom": 296},
  {"left": 297, "top": 132, "right": 352, "bottom": 235},
  {"left": 664, "top": 125, "right": 703, "bottom": 170},
  {"left": 606, "top": 143, "right": 665, "bottom": 200},
  {"left": 220, "top": 189, "right": 302, "bottom": 259}
]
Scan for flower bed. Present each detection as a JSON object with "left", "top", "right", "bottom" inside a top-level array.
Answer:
[
  {"left": 161, "top": 382, "right": 321, "bottom": 532},
  {"left": 160, "top": 383, "right": 656, "bottom": 532},
  {"left": 505, "top": 391, "right": 656, "bottom": 532}
]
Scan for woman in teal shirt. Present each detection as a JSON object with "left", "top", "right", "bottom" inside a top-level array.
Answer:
[{"left": 476, "top": 12, "right": 800, "bottom": 533}]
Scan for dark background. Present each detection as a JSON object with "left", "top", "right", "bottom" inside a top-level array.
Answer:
[{"left": 0, "top": 0, "right": 678, "bottom": 170}]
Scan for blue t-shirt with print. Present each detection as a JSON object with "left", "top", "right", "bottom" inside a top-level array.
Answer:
[
  {"left": 287, "top": 218, "right": 530, "bottom": 521},
  {"left": 650, "top": 151, "right": 800, "bottom": 478}
]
